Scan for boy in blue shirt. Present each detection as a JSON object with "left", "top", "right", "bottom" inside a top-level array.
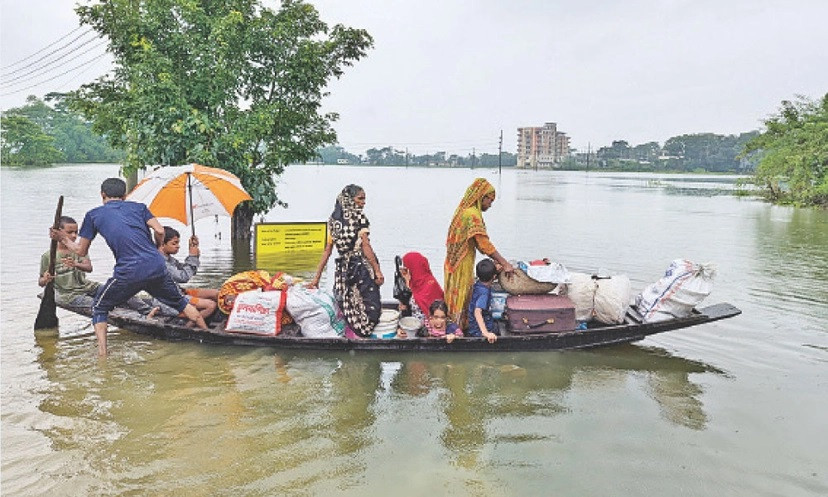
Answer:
[
  {"left": 50, "top": 178, "right": 206, "bottom": 356},
  {"left": 466, "top": 258, "right": 499, "bottom": 343}
]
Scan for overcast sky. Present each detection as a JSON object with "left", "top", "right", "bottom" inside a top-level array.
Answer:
[{"left": 2, "top": 0, "right": 826, "bottom": 154}]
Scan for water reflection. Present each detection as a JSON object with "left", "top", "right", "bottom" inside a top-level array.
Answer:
[{"left": 752, "top": 206, "right": 828, "bottom": 320}]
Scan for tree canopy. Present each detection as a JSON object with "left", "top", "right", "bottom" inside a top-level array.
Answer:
[
  {"left": 744, "top": 94, "right": 828, "bottom": 206},
  {"left": 70, "top": 0, "right": 373, "bottom": 235},
  {"left": 1, "top": 113, "right": 64, "bottom": 166},
  {"left": 2, "top": 95, "right": 125, "bottom": 164}
]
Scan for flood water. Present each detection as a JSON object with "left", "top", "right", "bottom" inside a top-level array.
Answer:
[{"left": 2, "top": 164, "right": 827, "bottom": 496}]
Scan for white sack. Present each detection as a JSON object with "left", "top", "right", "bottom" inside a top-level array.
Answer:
[
  {"left": 565, "top": 272, "right": 597, "bottom": 322},
  {"left": 593, "top": 274, "right": 631, "bottom": 325},
  {"left": 226, "top": 289, "right": 285, "bottom": 335},
  {"left": 636, "top": 259, "right": 716, "bottom": 323},
  {"left": 286, "top": 286, "right": 346, "bottom": 338}
]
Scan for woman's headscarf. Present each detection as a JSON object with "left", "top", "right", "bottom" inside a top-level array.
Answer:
[
  {"left": 445, "top": 178, "right": 495, "bottom": 272},
  {"left": 329, "top": 184, "right": 369, "bottom": 255},
  {"left": 402, "top": 252, "right": 444, "bottom": 316}
]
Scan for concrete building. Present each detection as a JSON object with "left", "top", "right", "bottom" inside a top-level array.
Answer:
[{"left": 516, "top": 122, "right": 571, "bottom": 168}]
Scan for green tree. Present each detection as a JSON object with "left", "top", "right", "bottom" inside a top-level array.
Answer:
[
  {"left": 6, "top": 95, "right": 124, "bottom": 163},
  {"left": 70, "top": 0, "right": 373, "bottom": 237},
  {"left": 744, "top": 94, "right": 828, "bottom": 206},
  {"left": 1, "top": 114, "right": 65, "bottom": 166}
]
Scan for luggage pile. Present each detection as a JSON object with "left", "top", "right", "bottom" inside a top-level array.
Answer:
[
  {"left": 498, "top": 258, "right": 717, "bottom": 333},
  {"left": 221, "top": 270, "right": 347, "bottom": 338}
]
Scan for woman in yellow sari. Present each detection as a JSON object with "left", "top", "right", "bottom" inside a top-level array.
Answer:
[{"left": 444, "top": 178, "right": 514, "bottom": 327}]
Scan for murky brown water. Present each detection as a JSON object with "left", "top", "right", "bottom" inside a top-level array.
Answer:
[{"left": 2, "top": 164, "right": 827, "bottom": 496}]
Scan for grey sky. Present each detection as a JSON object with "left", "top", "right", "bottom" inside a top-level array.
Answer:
[{"left": 2, "top": 0, "right": 826, "bottom": 154}]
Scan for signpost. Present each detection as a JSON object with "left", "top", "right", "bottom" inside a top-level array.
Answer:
[{"left": 254, "top": 222, "right": 328, "bottom": 272}]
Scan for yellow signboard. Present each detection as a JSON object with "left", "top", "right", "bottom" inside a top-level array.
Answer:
[{"left": 255, "top": 222, "right": 328, "bottom": 254}]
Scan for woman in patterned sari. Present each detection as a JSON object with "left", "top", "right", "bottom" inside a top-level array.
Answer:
[
  {"left": 309, "top": 185, "right": 384, "bottom": 337},
  {"left": 444, "top": 178, "right": 514, "bottom": 327}
]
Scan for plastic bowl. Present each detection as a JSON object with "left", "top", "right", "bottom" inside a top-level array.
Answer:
[{"left": 399, "top": 316, "right": 421, "bottom": 333}]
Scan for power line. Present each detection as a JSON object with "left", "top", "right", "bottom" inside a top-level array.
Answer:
[
  {"left": 52, "top": 54, "right": 110, "bottom": 94},
  {"left": 0, "top": 53, "right": 108, "bottom": 97},
  {"left": 1, "top": 28, "right": 96, "bottom": 78},
  {"left": 1, "top": 40, "right": 107, "bottom": 89},
  {"left": 1, "top": 25, "right": 87, "bottom": 69}
]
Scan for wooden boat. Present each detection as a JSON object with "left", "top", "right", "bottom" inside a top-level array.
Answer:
[{"left": 56, "top": 301, "right": 741, "bottom": 352}]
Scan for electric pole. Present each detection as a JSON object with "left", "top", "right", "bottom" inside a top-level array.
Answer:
[{"left": 498, "top": 130, "right": 503, "bottom": 175}]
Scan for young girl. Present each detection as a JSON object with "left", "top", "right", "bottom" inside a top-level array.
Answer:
[
  {"left": 398, "top": 251, "right": 444, "bottom": 326},
  {"left": 423, "top": 300, "right": 463, "bottom": 343},
  {"left": 154, "top": 226, "right": 218, "bottom": 320}
]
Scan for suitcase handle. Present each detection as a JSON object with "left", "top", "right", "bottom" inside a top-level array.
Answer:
[{"left": 521, "top": 317, "right": 555, "bottom": 329}]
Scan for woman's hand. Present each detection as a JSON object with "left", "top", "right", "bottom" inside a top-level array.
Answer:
[
  {"left": 501, "top": 261, "right": 515, "bottom": 275},
  {"left": 306, "top": 278, "right": 319, "bottom": 289},
  {"left": 446, "top": 333, "right": 456, "bottom": 344},
  {"left": 374, "top": 271, "right": 385, "bottom": 286},
  {"left": 483, "top": 331, "right": 498, "bottom": 343},
  {"left": 62, "top": 256, "right": 77, "bottom": 268}
]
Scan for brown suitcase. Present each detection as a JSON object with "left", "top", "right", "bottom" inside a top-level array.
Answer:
[{"left": 505, "top": 294, "right": 577, "bottom": 334}]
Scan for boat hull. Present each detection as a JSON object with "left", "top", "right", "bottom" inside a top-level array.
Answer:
[{"left": 56, "top": 302, "right": 741, "bottom": 352}]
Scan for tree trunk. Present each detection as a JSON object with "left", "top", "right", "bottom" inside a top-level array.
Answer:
[
  {"left": 231, "top": 202, "right": 254, "bottom": 240},
  {"left": 125, "top": 168, "right": 139, "bottom": 193}
]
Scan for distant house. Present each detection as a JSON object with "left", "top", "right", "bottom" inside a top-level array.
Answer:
[{"left": 337, "top": 158, "right": 350, "bottom": 165}]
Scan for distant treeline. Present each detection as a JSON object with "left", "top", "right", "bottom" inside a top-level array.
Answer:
[
  {"left": 316, "top": 133, "right": 760, "bottom": 173},
  {"left": 568, "top": 132, "right": 761, "bottom": 173},
  {"left": 316, "top": 145, "right": 517, "bottom": 167},
  {"left": 1, "top": 95, "right": 124, "bottom": 166}
]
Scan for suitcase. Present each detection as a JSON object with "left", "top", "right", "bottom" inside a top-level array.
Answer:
[{"left": 505, "top": 294, "right": 577, "bottom": 334}]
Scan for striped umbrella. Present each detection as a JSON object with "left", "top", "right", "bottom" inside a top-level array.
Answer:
[{"left": 127, "top": 163, "right": 252, "bottom": 236}]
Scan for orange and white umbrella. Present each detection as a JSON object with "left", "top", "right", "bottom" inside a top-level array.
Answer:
[{"left": 127, "top": 163, "right": 252, "bottom": 235}]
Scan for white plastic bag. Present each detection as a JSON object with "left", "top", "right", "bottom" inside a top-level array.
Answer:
[
  {"left": 525, "top": 262, "right": 571, "bottom": 284},
  {"left": 286, "top": 286, "right": 346, "bottom": 338},
  {"left": 636, "top": 259, "right": 716, "bottom": 322}
]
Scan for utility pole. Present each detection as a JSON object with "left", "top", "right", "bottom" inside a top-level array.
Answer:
[
  {"left": 587, "top": 142, "right": 591, "bottom": 172},
  {"left": 498, "top": 130, "right": 503, "bottom": 175}
]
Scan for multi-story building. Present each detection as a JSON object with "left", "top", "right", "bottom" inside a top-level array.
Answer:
[{"left": 516, "top": 122, "right": 571, "bottom": 168}]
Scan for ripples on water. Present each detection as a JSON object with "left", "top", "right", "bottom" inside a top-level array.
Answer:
[{"left": 2, "top": 165, "right": 827, "bottom": 496}]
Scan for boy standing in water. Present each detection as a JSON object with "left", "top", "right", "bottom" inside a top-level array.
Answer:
[{"left": 50, "top": 178, "right": 206, "bottom": 356}]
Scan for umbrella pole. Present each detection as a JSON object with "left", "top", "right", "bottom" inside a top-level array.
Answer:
[{"left": 186, "top": 172, "right": 196, "bottom": 237}]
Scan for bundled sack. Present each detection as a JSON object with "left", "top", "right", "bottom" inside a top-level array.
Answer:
[
  {"left": 499, "top": 267, "right": 557, "bottom": 295},
  {"left": 226, "top": 289, "right": 288, "bottom": 336},
  {"left": 286, "top": 286, "right": 346, "bottom": 338},
  {"left": 563, "top": 272, "right": 631, "bottom": 324},
  {"left": 636, "top": 259, "right": 716, "bottom": 323}
]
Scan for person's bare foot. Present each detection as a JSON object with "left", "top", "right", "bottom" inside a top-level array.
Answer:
[{"left": 146, "top": 306, "right": 160, "bottom": 319}]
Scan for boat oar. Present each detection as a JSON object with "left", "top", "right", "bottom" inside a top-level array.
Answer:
[{"left": 34, "top": 196, "right": 64, "bottom": 330}]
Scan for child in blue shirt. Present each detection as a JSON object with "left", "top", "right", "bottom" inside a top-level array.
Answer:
[{"left": 466, "top": 258, "right": 499, "bottom": 343}]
